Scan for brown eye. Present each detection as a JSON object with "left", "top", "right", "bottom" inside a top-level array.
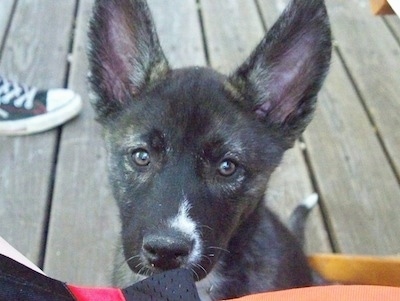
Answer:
[
  {"left": 218, "top": 159, "right": 237, "bottom": 177},
  {"left": 132, "top": 149, "right": 150, "bottom": 166}
]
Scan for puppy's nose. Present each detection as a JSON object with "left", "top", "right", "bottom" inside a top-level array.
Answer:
[{"left": 142, "top": 233, "right": 193, "bottom": 270}]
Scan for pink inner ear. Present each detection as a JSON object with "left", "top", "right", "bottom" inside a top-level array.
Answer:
[
  {"left": 256, "top": 32, "right": 317, "bottom": 123},
  {"left": 97, "top": 8, "right": 144, "bottom": 102}
]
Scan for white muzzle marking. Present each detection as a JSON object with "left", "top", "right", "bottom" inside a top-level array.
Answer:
[{"left": 168, "top": 199, "right": 202, "bottom": 265}]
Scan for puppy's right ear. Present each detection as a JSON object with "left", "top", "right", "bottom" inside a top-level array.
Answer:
[
  {"left": 88, "top": 0, "right": 169, "bottom": 121},
  {"left": 229, "top": 0, "right": 331, "bottom": 147}
]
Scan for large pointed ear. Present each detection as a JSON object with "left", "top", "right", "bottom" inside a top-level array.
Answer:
[
  {"left": 229, "top": 0, "right": 331, "bottom": 146},
  {"left": 88, "top": 0, "right": 169, "bottom": 121}
]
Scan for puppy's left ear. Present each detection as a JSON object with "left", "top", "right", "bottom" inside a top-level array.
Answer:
[
  {"left": 88, "top": 0, "right": 169, "bottom": 122},
  {"left": 229, "top": 0, "right": 332, "bottom": 146}
]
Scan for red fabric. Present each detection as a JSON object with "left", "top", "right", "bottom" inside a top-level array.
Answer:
[
  {"left": 67, "top": 285, "right": 126, "bottom": 301},
  {"left": 226, "top": 285, "right": 400, "bottom": 301}
]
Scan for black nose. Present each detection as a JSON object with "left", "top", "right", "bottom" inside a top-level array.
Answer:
[{"left": 142, "top": 233, "right": 193, "bottom": 270}]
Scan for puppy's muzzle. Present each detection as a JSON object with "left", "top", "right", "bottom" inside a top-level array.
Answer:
[{"left": 142, "top": 232, "right": 194, "bottom": 270}]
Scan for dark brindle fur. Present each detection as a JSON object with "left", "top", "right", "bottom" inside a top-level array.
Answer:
[{"left": 88, "top": 0, "right": 331, "bottom": 299}]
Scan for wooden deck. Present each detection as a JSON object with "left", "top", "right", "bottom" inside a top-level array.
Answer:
[{"left": 1, "top": 0, "right": 400, "bottom": 286}]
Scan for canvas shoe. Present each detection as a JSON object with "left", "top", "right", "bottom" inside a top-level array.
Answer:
[{"left": 0, "top": 77, "right": 82, "bottom": 135}]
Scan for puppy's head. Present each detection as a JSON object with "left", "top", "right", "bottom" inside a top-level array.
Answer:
[{"left": 88, "top": 0, "right": 331, "bottom": 280}]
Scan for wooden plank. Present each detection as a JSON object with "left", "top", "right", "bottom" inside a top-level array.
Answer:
[
  {"left": 326, "top": 0, "right": 400, "bottom": 249},
  {"left": 305, "top": 53, "right": 400, "bottom": 255},
  {"left": 43, "top": 0, "right": 119, "bottom": 285},
  {"left": 0, "top": 0, "right": 77, "bottom": 265},
  {"left": 44, "top": 0, "right": 206, "bottom": 286},
  {"left": 258, "top": 0, "right": 400, "bottom": 255},
  {"left": 148, "top": 0, "right": 206, "bottom": 68},
  {"left": 200, "top": 0, "right": 262, "bottom": 73},
  {"left": 385, "top": 15, "right": 400, "bottom": 41},
  {"left": 268, "top": 147, "right": 332, "bottom": 253},
  {"left": 326, "top": 0, "right": 400, "bottom": 181},
  {"left": 200, "top": 0, "right": 331, "bottom": 253},
  {"left": 0, "top": 0, "right": 15, "bottom": 43},
  {"left": 371, "top": 0, "right": 394, "bottom": 15}
]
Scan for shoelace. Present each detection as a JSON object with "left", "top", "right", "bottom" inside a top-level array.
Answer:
[{"left": 0, "top": 78, "right": 37, "bottom": 110}]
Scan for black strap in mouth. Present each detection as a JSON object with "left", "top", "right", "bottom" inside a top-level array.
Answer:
[{"left": 123, "top": 268, "right": 201, "bottom": 301}]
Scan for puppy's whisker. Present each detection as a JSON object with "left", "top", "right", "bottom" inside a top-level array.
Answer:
[
  {"left": 138, "top": 265, "right": 150, "bottom": 277},
  {"left": 135, "top": 262, "right": 143, "bottom": 269},
  {"left": 207, "top": 246, "right": 230, "bottom": 254},
  {"left": 190, "top": 267, "right": 200, "bottom": 282},
  {"left": 195, "top": 262, "right": 208, "bottom": 276},
  {"left": 199, "top": 224, "right": 213, "bottom": 231},
  {"left": 115, "top": 254, "right": 141, "bottom": 272},
  {"left": 201, "top": 254, "right": 213, "bottom": 265},
  {"left": 125, "top": 254, "right": 140, "bottom": 263},
  {"left": 146, "top": 268, "right": 151, "bottom": 276}
]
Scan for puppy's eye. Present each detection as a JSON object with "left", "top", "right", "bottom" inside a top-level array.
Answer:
[
  {"left": 218, "top": 159, "right": 237, "bottom": 177},
  {"left": 131, "top": 149, "right": 150, "bottom": 166}
]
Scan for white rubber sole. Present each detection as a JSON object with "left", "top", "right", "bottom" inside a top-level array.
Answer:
[{"left": 0, "top": 93, "right": 82, "bottom": 136}]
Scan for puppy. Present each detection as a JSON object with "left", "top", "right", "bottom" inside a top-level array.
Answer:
[{"left": 88, "top": 0, "right": 331, "bottom": 300}]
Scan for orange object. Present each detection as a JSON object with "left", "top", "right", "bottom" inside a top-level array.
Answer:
[
  {"left": 371, "top": 0, "right": 394, "bottom": 15},
  {"left": 309, "top": 253, "right": 400, "bottom": 286},
  {"left": 227, "top": 285, "right": 400, "bottom": 301},
  {"left": 224, "top": 253, "right": 400, "bottom": 300}
]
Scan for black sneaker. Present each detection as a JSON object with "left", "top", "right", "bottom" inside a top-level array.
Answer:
[{"left": 0, "top": 77, "right": 82, "bottom": 135}]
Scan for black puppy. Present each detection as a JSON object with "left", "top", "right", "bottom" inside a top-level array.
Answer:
[{"left": 88, "top": 0, "right": 331, "bottom": 300}]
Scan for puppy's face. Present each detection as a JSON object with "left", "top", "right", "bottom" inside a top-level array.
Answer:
[
  {"left": 103, "top": 68, "right": 285, "bottom": 278},
  {"left": 88, "top": 0, "right": 331, "bottom": 280}
]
